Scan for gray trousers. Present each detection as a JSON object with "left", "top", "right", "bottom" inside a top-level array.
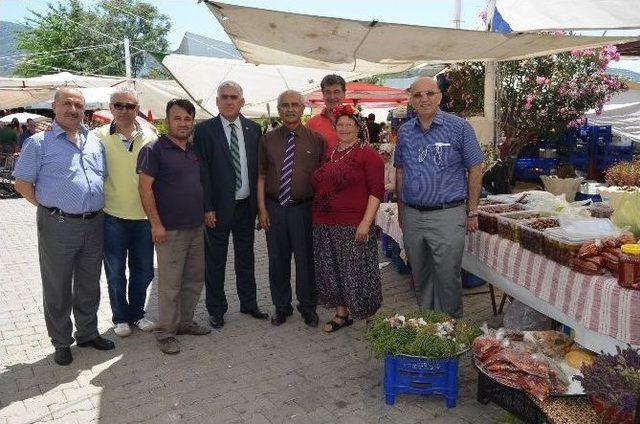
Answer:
[
  {"left": 265, "top": 198, "right": 316, "bottom": 315},
  {"left": 37, "top": 206, "right": 103, "bottom": 348},
  {"left": 154, "top": 226, "right": 205, "bottom": 340},
  {"left": 402, "top": 204, "right": 466, "bottom": 318}
]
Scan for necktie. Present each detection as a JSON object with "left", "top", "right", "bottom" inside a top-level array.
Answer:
[
  {"left": 228, "top": 122, "right": 242, "bottom": 190},
  {"left": 278, "top": 131, "right": 296, "bottom": 206}
]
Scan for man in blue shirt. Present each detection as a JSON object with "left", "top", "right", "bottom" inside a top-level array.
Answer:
[
  {"left": 13, "top": 87, "right": 115, "bottom": 366},
  {"left": 395, "top": 77, "right": 483, "bottom": 318}
]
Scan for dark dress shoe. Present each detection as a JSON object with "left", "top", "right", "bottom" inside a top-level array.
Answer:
[
  {"left": 77, "top": 336, "right": 115, "bottom": 351},
  {"left": 209, "top": 314, "right": 225, "bottom": 329},
  {"left": 270, "top": 311, "right": 290, "bottom": 326},
  {"left": 240, "top": 308, "right": 269, "bottom": 320},
  {"left": 301, "top": 311, "right": 319, "bottom": 328},
  {"left": 54, "top": 347, "right": 73, "bottom": 365}
]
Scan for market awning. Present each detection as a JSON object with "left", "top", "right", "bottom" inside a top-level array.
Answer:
[
  {"left": 203, "top": 1, "right": 638, "bottom": 74},
  {"left": 490, "top": 0, "right": 640, "bottom": 32},
  {"left": 161, "top": 53, "right": 367, "bottom": 117},
  {"left": 305, "top": 82, "right": 408, "bottom": 107}
]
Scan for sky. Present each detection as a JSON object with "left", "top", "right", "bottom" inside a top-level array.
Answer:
[{"left": 1, "top": 0, "right": 639, "bottom": 72}]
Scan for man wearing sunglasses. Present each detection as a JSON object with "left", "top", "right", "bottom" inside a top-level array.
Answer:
[
  {"left": 394, "top": 77, "right": 484, "bottom": 319},
  {"left": 93, "top": 87, "right": 157, "bottom": 338}
]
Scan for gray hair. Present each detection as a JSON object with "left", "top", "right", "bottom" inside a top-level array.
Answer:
[
  {"left": 110, "top": 86, "right": 139, "bottom": 103},
  {"left": 277, "top": 90, "right": 304, "bottom": 107},
  {"left": 217, "top": 80, "right": 243, "bottom": 97},
  {"left": 53, "top": 87, "right": 84, "bottom": 103}
]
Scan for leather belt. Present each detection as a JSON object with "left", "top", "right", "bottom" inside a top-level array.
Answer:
[
  {"left": 405, "top": 200, "right": 465, "bottom": 212},
  {"left": 267, "top": 197, "right": 311, "bottom": 207},
  {"left": 42, "top": 206, "right": 102, "bottom": 219}
]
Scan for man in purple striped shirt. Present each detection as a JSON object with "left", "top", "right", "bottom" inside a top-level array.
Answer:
[
  {"left": 395, "top": 77, "right": 484, "bottom": 318},
  {"left": 257, "top": 90, "right": 326, "bottom": 327}
]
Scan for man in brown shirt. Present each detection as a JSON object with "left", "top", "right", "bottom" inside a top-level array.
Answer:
[{"left": 258, "top": 90, "right": 326, "bottom": 327}]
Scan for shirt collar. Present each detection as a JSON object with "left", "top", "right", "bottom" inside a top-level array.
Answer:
[
  {"left": 411, "top": 109, "right": 444, "bottom": 130},
  {"left": 159, "top": 135, "right": 193, "bottom": 150},
  {"left": 221, "top": 115, "right": 242, "bottom": 129},
  {"left": 52, "top": 120, "right": 88, "bottom": 139},
  {"left": 109, "top": 119, "right": 142, "bottom": 137}
]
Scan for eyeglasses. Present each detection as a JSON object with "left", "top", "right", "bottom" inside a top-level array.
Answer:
[
  {"left": 113, "top": 102, "right": 138, "bottom": 111},
  {"left": 411, "top": 90, "right": 441, "bottom": 99},
  {"left": 279, "top": 103, "right": 302, "bottom": 110}
]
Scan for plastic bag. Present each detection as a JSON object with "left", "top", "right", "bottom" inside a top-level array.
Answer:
[
  {"left": 503, "top": 301, "right": 554, "bottom": 331},
  {"left": 612, "top": 191, "right": 640, "bottom": 238}
]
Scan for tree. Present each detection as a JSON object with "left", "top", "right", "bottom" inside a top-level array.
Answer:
[
  {"left": 15, "top": 0, "right": 171, "bottom": 77},
  {"left": 442, "top": 44, "right": 627, "bottom": 155}
]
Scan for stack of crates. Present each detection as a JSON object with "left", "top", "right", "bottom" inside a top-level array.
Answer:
[
  {"left": 558, "top": 127, "right": 590, "bottom": 172},
  {"left": 589, "top": 124, "right": 633, "bottom": 171}
]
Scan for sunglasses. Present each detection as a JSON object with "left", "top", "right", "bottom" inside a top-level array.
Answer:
[{"left": 113, "top": 102, "right": 138, "bottom": 111}]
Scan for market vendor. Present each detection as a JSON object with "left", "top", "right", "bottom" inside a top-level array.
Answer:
[
  {"left": 395, "top": 77, "right": 483, "bottom": 318},
  {"left": 306, "top": 74, "right": 345, "bottom": 150}
]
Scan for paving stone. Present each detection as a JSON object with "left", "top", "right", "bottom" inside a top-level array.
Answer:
[{"left": 0, "top": 198, "right": 504, "bottom": 423}]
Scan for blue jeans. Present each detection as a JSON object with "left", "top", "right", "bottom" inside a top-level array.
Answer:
[{"left": 103, "top": 214, "right": 154, "bottom": 324}]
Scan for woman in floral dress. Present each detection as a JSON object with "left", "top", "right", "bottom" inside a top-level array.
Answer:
[{"left": 311, "top": 105, "right": 384, "bottom": 332}]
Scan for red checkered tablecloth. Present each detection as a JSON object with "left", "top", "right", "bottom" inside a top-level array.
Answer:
[{"left": 465, "top": 231, "right": 640, "bottom": 346}]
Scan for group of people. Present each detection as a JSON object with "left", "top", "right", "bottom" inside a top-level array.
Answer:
[
  {"left": 12, "top": 73, "right": 483, "bottom": 366},
  {"left": 0, "top": 117, "right": 39, "bottom": 154}
]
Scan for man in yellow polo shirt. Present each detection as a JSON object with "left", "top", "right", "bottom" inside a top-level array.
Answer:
[{"left": 93, "top": 87, "right": 157, "bottom": 337}]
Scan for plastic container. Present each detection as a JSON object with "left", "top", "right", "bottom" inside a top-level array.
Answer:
[
  {"left": 618, "top": 244, "right": 640, "bottom": 290},
  {"left": 589, "top": 203, "right": 613, "bottom": 218},
  {"left": 519, "top": 218, "right": 560, "bottom": 254},
  {"left": 478, "top": 204, "right": 525, "bottom": 235},
  {"left": 462, "top": 270, "right": 486, "bottom": 288},
  {"left": 497, "top": 211, "right": 555, "bottom": 242},
  {"left": 543, "top": 228, "right": 594, "bottom": 264},
  {"left": 384, "top": 354, "right": 459, "bottom": 407}
]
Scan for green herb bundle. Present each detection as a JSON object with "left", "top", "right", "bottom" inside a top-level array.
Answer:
[{"left": 365, "top": 310, "right": 482, "bottom": 359}]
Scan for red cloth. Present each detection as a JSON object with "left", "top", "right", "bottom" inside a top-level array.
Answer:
[
  {"left": 307, "top": 109, "right": 338, "bottom": 150},
  {"left": 312, "top": 144, "right": 384, "bottom": 225}
]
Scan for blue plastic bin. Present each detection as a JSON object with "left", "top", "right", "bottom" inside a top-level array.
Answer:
[
  {"left": 384, "top": 354, "right": 459, "bottom": 407},
  {"left": 462, "top": 270, "right": 486, "bottom": 289}
]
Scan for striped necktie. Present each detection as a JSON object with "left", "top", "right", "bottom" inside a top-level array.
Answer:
[
  {"left": 278, "top": 131, "right": 296, "bottom": 206},
  {"left": 228, "top": 122, "right": 242, "bottom": 190}
]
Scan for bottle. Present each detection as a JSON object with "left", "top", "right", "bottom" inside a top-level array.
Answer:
[{"left": 618, "top": 244, "right": 640, "bottom": 289}]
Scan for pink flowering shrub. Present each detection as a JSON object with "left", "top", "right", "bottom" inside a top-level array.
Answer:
[{"left": 443, "top": 44, "right": 627, "bottom": 155}]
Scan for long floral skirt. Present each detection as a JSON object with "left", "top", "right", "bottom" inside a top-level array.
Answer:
[{"left": 312, "top": 224, "right": 382, "bottom": 320}]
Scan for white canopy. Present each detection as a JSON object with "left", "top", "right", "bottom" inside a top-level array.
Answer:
[
  {"left": 0, "top": 72, "right": 211, "bottom": 119},
  {"left": 0, "top": 112, "right": 50, "bottom": 124},
  {"left": 586, "top": 86, "right": 640, "bottom": 142},
  {"left": 491, "top": 0, "right": 640, "bottom": 32},
  {"left": 203, "top": 1, "right": 637, "bottom": 73},
  {"left": 161, "top": 54, "right": 367, "bottom": 117}
]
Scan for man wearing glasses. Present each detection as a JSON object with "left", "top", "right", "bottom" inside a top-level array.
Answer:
[
  {"left": 257, "top": 90, "right": 326, "bottom": 327},
  {"left": 94, "top": 87, "right": 157, "bottom": 338},
  {"left": 395, "top": 77, "right": 483, "bottom": 318}
]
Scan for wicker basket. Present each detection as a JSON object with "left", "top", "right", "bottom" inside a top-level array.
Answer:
[
  {"left": 497, "top": 211, "right": 550, "bottom": 242},
  {"left": 478, "top": 204, "right": 525, "bottom": 235},
  {"left": 519, "top": 218, "right": 560, "bottom": 255}
]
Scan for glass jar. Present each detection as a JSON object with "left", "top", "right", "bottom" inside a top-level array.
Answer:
[{"left": 618, "top": 244, "right": 640, "bottom": 290}]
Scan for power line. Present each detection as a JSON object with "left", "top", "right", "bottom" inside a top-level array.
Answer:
[
  {"left": 101, "top": 1, "right": 155, "bottom": 25},
  {"left": 91, "top": 50, "right": 144, "bottom": 74},
  {"left": 0, "top": 42, "right": 123, "bottom": 61},
  {"left": 3, "top": 56, "right": 126, "bottom": 79}
]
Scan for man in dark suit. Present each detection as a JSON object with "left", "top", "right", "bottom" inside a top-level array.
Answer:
[{"left": 194, "top": 81, "right": 268, "bottom": 329}]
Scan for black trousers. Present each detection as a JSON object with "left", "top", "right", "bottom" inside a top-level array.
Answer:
[
  {"left": 265, "top": 198, "right": 317, "bottom": 315},
  {"left": 204, "top": 198, "right": 258, "bottom": 316}
]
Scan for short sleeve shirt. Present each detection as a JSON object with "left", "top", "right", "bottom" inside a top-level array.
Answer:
[
  {"left": 136, "top": 136, "right": 203, "bottom": 230},
  {"left": 307, "top": 110, "right": 338, "bottom": 150},
  {"left": 394, "top": 110, "right": 484, "bottom": 206},
  {"left": 12, "top": 121, "right": 105, "bottom": 213}
]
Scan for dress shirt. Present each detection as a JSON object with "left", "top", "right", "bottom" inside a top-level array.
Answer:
[
  {"left": 13, "top": 121, "right": 105, "bottom": 213},
  {"left": 221, "top": 115, "right": 250, "bottom": 200}
]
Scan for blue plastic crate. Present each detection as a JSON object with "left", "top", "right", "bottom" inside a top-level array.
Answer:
[
  {"left": 384, "top": 354, "right": 459, "bottom": 407},
  {"left": 462, "top": 270, "right": 486, "bottom": 288}
]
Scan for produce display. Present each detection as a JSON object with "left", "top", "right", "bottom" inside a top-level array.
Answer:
[
  {"left": 568, "top": 235, "right": 635, "bottom": 276},
  {"left": 590, "top": 203, "right": 614, "bottom": 219},
  {"left": 472, "top": 329, "right": 576, "bottom": 401},
  {"left": 497, "top": 211, "right": 544, "bottom": 242},
  {"left": 478, "top": 204, "right": 525, "bottom": 235},
  {"left": 543, "top": 228, "right": 594, "bottom": 265},
  {"left": 519, "top": 218, "right": 560, "bottom": 255}
]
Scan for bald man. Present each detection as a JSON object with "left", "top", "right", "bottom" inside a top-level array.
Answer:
[
  {"left": 13, "top": 87, "right": 114, "bottom": 366},
  {"left": 395, "top": 77, "right": 484, "bottom": 318}
]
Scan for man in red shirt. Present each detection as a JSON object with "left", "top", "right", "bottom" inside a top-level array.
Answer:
[{"left": 306, "top": 74, "right": 346, "bottom": 150}]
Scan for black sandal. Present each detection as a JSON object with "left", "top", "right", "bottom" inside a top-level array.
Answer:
[{"left": 324, "top": 313, "right": 353, "bottom": 333}]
